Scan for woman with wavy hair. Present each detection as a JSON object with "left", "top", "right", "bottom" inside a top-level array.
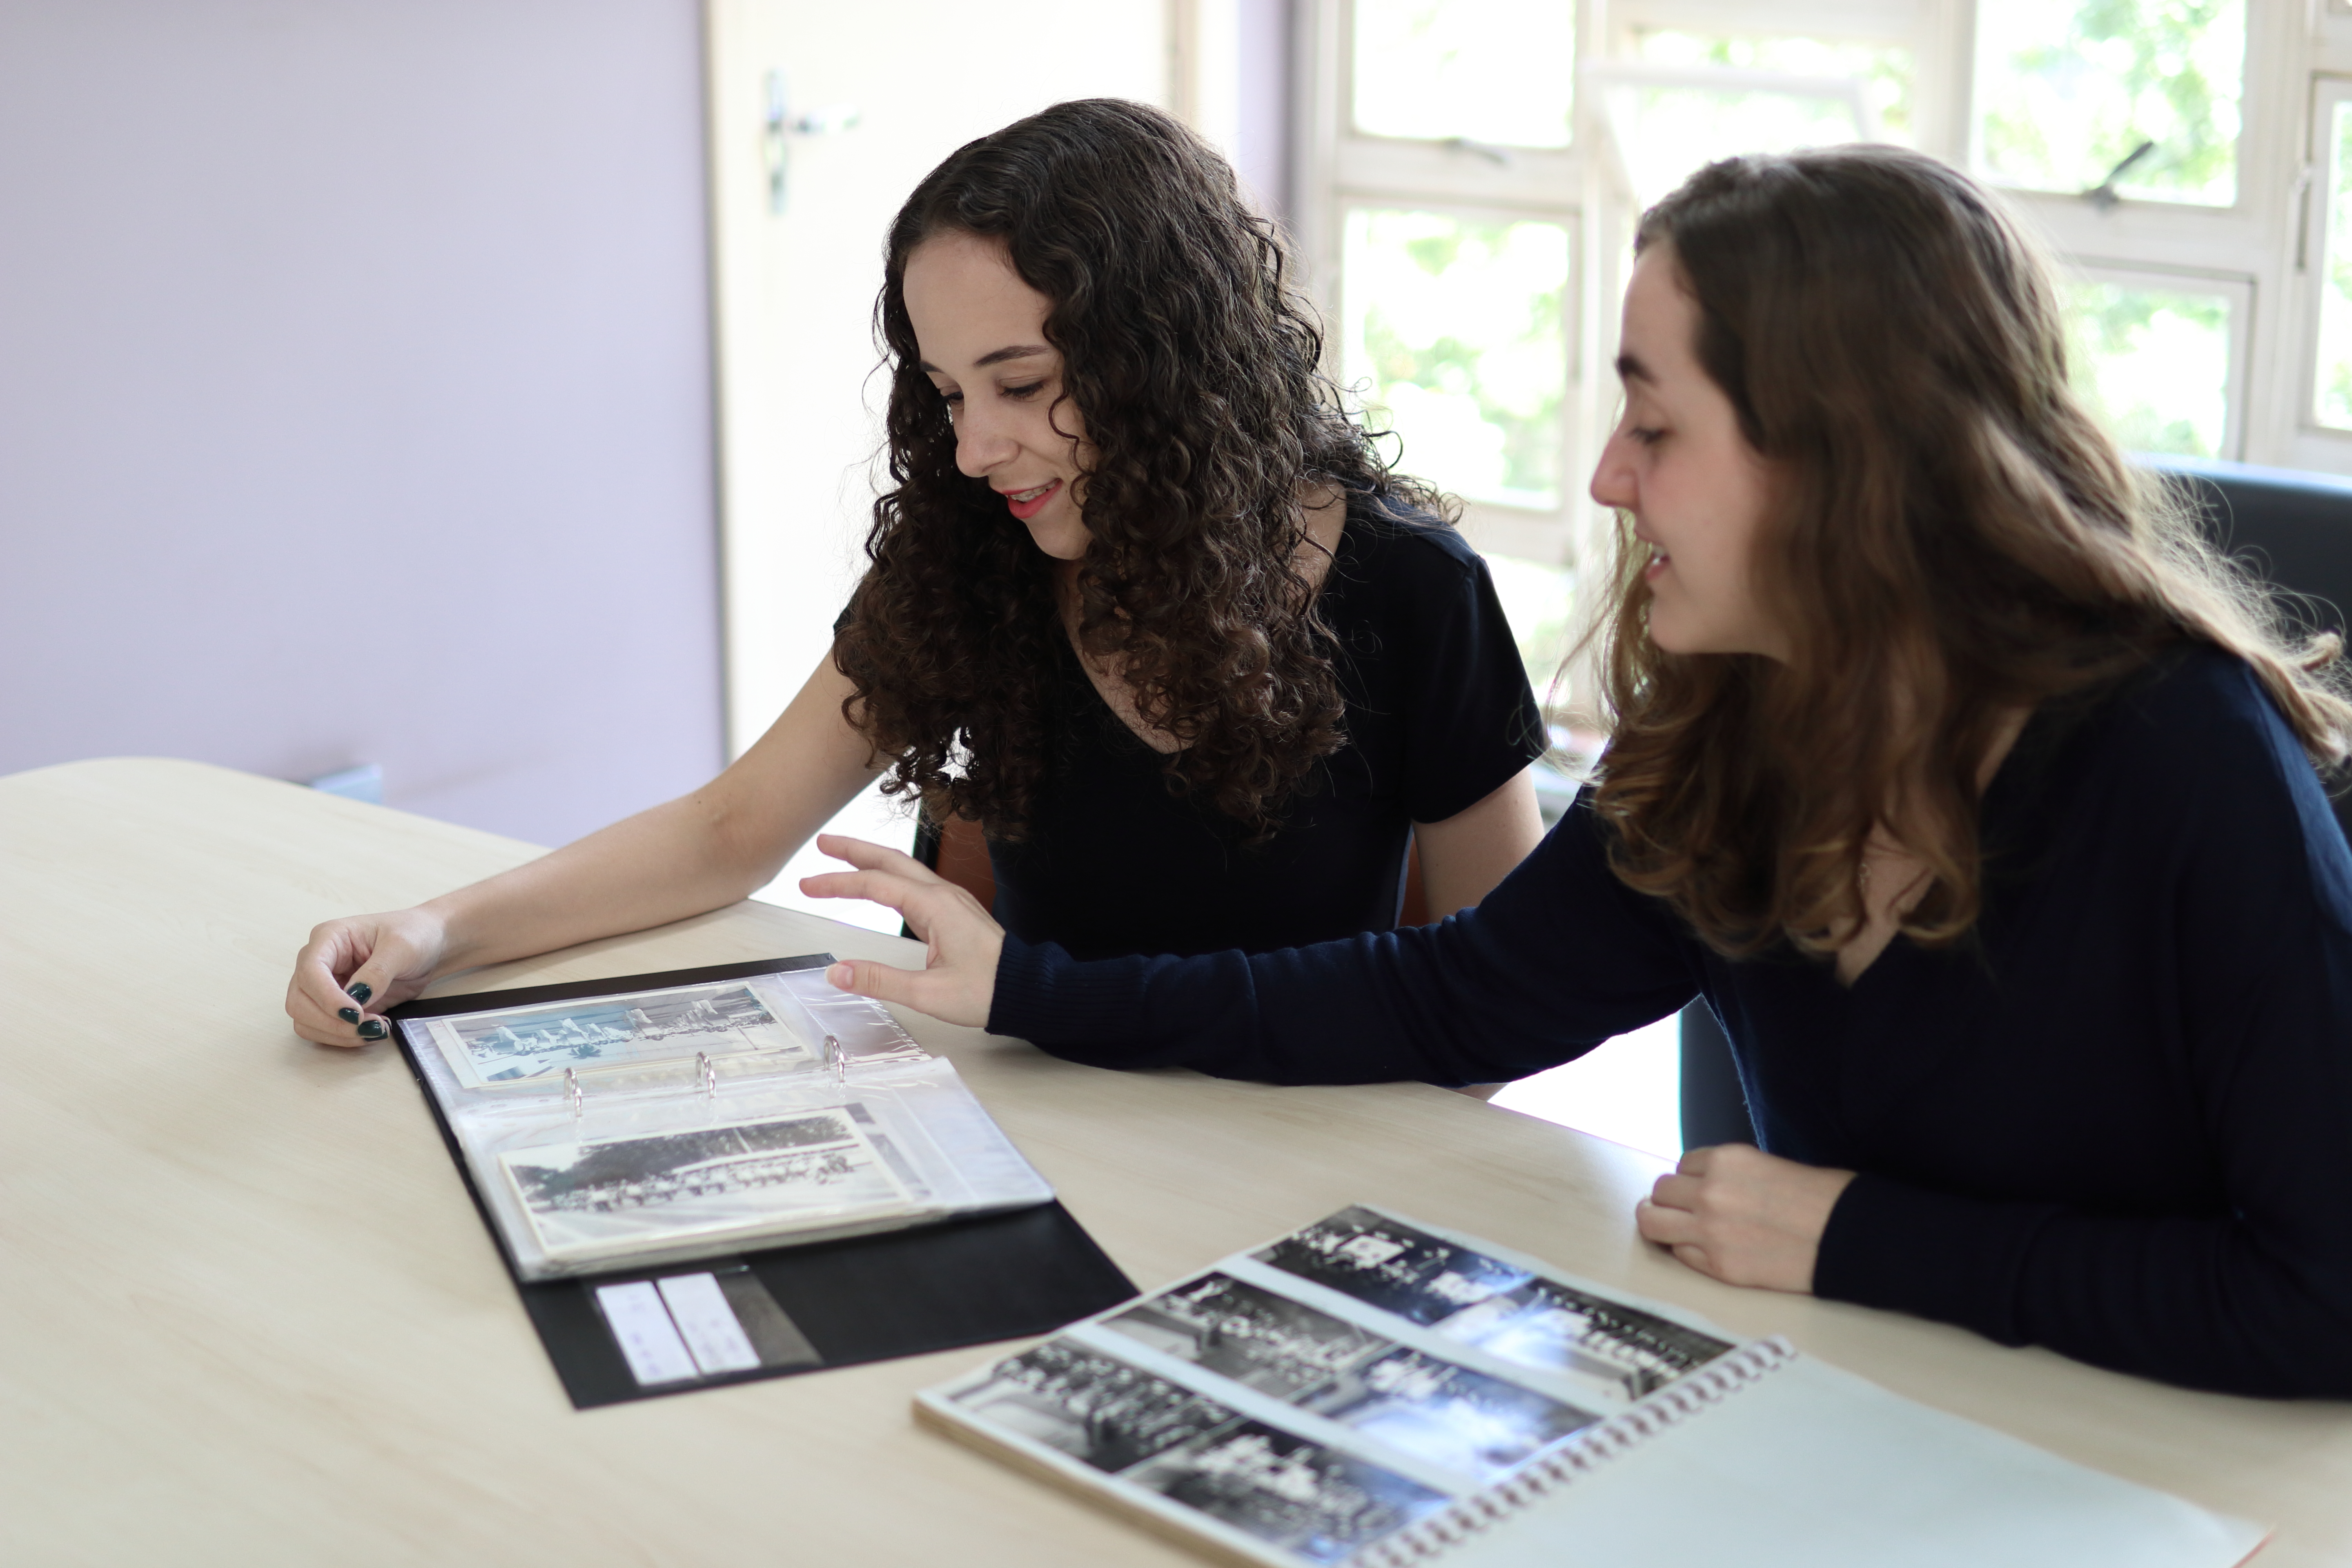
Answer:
[
  {"left": 286, "top": 101, "right": 1544, "bottom": 1041},
  {"left": 813, "top": 145, "right": 2352, "bottom": 1397}
]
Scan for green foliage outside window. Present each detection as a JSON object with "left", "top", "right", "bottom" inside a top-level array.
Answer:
[{"left": 1978, "top": 0, "right": 2244, "bottom": 207}]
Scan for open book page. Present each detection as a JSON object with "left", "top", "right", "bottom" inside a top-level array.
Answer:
[
  {"left": 397, "top": 960, "right": 1053, "bottom": 1281},
  {"left": 917, "top": 1205, "right": 2268, "bottom": 1568}
]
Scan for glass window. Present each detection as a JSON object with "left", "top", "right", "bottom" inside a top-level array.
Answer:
[
  {"left": 1976, "top": 0, "right": 2245, "bottom": 207},
  {"left": 2064, "top": 276, "right": 2234, "bottom": 457},
  {"left": 1350, "top": 0, "right": 1577, "bottom": 148},
  {"left": 2314, "top": 98, "right": 2352, "bottom": 431},
  {"left": 1632, "top": 29, "right": 1917, "bottom": 144},
  {"left": 1340, "top": 209, "right": 1572, "bottom": 511},
  {"left": 1593, "top": 69, "right": 1876, "bottom": 211}
]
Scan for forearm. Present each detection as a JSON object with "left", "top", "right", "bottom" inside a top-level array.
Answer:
[
  {"left": 1815, "top": 1176, "right": 2352, "bottom": 1396},
  {"left": 421, "top": 787, "right": 773, "bottom": 973},
  {"left": 422, "top": 650, "right": 882, "bottom": 973},
  {"left": 990, "top": 808, "right": 1700, "bottom": 1085}
]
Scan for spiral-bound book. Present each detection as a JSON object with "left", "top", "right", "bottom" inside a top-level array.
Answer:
[{"left": 915, "top": 1204, "right": 2268, "bottom": 1568}]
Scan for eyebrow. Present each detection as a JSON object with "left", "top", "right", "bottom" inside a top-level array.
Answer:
[
  {"left": 1614, "top": 350, "right": 1655, "bottom": 386},
  {"left": 918, "top": 344, "right": 1053, "bottom": 374}
]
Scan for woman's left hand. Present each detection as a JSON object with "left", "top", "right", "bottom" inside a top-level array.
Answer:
[
  {"left": 799, "top": 833, "right": 1004, "bottom": 1028},
  {"left": 1635, "top": 1144, "right": 1857, "bottom": 1293}
]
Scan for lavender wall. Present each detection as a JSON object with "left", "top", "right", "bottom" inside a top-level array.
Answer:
[
  {"left": 1235, "top": 0, "right": 1294, "bottom": 224},
  {"left": 0, "top": 0, "right": 722, "bottom": 848}
]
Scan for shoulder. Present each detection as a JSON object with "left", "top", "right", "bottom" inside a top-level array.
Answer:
[
  {"left": 2057, "top": 642, "right": 2348, "bottom": 888},
  {"left": 2082, "top": 643, "right": 2311, "bottom": 784},
  {"left": 1333, "top": 488, "right": 1490, "bottom": 594}
]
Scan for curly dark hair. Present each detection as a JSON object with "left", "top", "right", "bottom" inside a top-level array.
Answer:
[{"left": 832, "top": 98, "right": 1443, "bottom": 839}]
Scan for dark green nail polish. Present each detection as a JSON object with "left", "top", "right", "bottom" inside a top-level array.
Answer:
[
  {"left": 346, "top": 981, "right": 373, "bottom": 1004},
  {"left": 337, "top": 1006, "right": 361, "bottom": 1024},
  {"left": 356, "top": 1018, "right": 388, "bottom": 1041}
]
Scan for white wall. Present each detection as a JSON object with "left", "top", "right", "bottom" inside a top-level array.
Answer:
[{"left": 0, "top": 0, "right": 723, "bottom": 848}]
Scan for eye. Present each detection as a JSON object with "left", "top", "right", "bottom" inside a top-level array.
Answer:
[
  {"left": 1001, "top": 381, "right": 1047, "bottom": 400},
  {"left": 1628, "top": 425, "right": 1666, "bottom": 447}
]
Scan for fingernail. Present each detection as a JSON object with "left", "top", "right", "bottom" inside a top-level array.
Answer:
[
  {"left": 345, "top": 981, "right": 373, "bottom": 1004},
  {"left": 356, "top": 1018, "right": 388, "bottom": 1040},
  {"left": 825, "top": 963, "right": 852, "bottom": 989},
  {"left": 337, "top": 1007, "right": 361, "bottom": 1024}
]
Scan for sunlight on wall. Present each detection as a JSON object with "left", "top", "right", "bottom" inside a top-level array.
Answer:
[
  {"left": 1492, "top": 1013, "right": 1682, "bottom": 1162},
  {"left": 751, "top": 781, "right": 920, "bottom": 936}
]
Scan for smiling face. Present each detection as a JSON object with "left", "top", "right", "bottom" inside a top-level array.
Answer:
[
  {"left": 1589, "top": 247, "right": 1788, "bottom": 661},
  {"left": 901, "top": 230, "right": 1093, "bottom": 561}
]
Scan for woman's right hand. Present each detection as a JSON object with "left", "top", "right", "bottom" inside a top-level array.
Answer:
[{"left": 285, "top": 907, "right": 451, "bottom": 1046}]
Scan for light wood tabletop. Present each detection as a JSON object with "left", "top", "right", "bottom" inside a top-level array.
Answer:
[{"left": 2, "top": 757, "right": 2345, "bottom": 1566}]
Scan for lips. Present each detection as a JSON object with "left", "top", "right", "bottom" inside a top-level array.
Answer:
[{"left": 1000, "top": 479, "right": 1061, "bottom": 522}]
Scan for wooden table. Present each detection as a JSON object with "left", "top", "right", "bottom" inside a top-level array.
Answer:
[{"left": 2, "top": 757, "right": 2345, "bottom": 1566}]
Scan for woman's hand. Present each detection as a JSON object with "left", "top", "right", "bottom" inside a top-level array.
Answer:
[
  {"left": 800, "top": 834, "right": 1004, "bottom": 1028},
  {"left": 285, "top": 907, "right": 452, "bottom": 1046},
  {"left": 1635, "top": 1144, "right": 1857, "bottom": 1293}
]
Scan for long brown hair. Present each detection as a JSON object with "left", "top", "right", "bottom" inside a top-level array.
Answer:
[
  {"left": 835, "top": 99, "right": 1442, "bottom": 838},
  {"left": 1593, "top": 146, "right": 2352, "bottom": 958}
]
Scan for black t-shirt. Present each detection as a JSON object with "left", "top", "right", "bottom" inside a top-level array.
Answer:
[{"left": 987, "top": 493, "right": 1544, "bottom": 960}]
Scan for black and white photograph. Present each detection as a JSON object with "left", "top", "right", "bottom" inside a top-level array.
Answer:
[
  {"left": 1100, "top": 1273, "right": 1393, "bottom": 1396},
  {"left": 1297, "top": 1347, "right": 1599, "bottom": 1483},
  {"left": 952, "top": 1339, "right": 1243, "bottom": 1474},
  {"left": 1256, "top": 1207, "right": 1533, "bottom": 1328},
  {"left": 1436, "top": 1278, "right": 1735, "bottom": 1402},
  {"left": 1123, "top": 1419, "right": 1450, "bottom": 1565},
  {"left": 499, "top": 1108, "right": 908, "bottom": 1260},
  {"left": 425, "top": 980, "right": 805, "bottom": 1089}
]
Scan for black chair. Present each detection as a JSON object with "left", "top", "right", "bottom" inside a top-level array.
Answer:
[{"left": 1676, "top": 453, "right": 2352, "bottom": 1151}]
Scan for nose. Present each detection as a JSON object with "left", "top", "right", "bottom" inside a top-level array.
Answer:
[
  {"left": 954, "top": 402, "right": 1017, "bottom": 479},
  {"left": 1589, "top": 428, "right": 1636, "bottom": 512}
]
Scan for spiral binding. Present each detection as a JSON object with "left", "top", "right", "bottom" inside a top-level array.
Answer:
[{"left": 1349, "top": 1336, "right": 1798, "bottom": 1568}]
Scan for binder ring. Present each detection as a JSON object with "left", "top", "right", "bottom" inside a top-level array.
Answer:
[
  {"left": 825, "top": 1033, "right": 844, "bottom": 1086},
  {"left": 697, "top": 1050, "right": 717, "bottom": 1099},
  {"left": 564, "top": 1067, "right": 582, "bottom": 1118}
]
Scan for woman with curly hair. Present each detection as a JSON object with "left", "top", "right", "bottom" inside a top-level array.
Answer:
[
  {"left": 285, "top": 100, "right": 1545, "bottom": 1040},
  {"left": 810, "top": 145, "right": 2352, "bottom": 1398}
]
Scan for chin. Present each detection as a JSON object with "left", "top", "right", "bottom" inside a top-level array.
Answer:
[{"left": 1023, "top": 508, "right": 1092, "bottom": 561}]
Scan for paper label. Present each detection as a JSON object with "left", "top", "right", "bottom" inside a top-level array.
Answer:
[
  {"left": 595, "top": 1280, "right": 700, "bottom": 1386},
  {"left": 658, "top": 1272, "right": 762, "bottom": 1375}
]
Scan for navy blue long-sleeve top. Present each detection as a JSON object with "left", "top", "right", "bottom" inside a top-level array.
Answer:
[{"left": 990, "top": 646, "right": 2352, "bottom": 1397}]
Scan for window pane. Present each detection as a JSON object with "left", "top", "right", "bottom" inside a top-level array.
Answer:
[
  {"left": 1976, "top": 0, "right": 2244, "bottom": 207},
  {"left": 2315, "top": 101, "right": 2352, "bottom": 430},
  {"left": 1598, "top": 80, "right": 1870, "bottom": 210},
  {"left": 2065, "top": 279, "right": 2231, "bottom": 457},
  {"left": 1633, "top": 29, "right": 1916, "bottom": 144},
  {"left": 1342, "top": 209, "right": 1571, "bottom": 510},
  {"left": 1351, "top": 0, "right": 1576, "bottom": 149}
]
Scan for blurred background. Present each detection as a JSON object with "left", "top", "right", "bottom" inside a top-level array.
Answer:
[{"left": 8, "top": 0, "right": 2349, "bottom": 1158}]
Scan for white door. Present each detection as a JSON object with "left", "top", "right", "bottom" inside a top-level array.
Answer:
[{"left": 704, "top": 1, "right": 1173, "bottom": 927}]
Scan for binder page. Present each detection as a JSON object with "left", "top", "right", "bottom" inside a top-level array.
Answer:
[{"left": 399, "top": 965, "right": 1053, "bottom": 1280}]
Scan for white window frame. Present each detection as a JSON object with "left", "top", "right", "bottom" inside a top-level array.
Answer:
[
  {"left": 2294, "top": 73, "right": 2352, "bottom": 451},
  {"left": 1293, "top": 0, "right": 1595, "bottom": 567},
  {"left": 1297, "top": 0, "right": 2352, "bottom": 519}
]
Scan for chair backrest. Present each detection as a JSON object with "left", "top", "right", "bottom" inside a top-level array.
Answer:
[
  {"left": 903, "top": 813, "right": 997, "bottom": 944},
  {"left": 2147, "top": 454, "right": 2352, "bottom": 844}
]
